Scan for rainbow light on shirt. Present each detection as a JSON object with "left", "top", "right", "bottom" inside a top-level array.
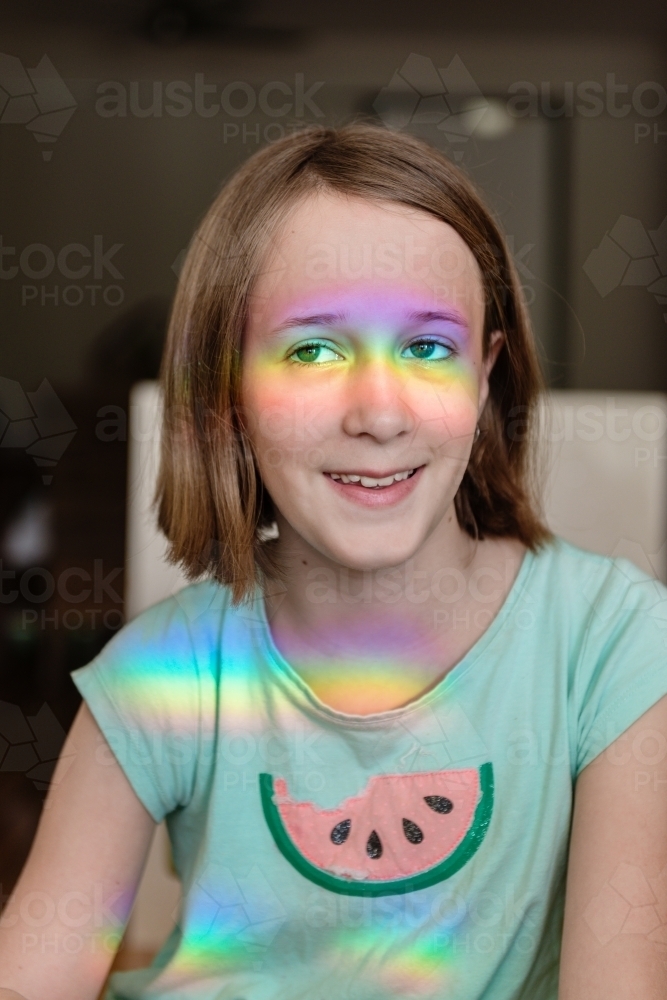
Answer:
[
  {"left": 325, "top": 925, "right": 458, "bottom": 994},
  {"left": 138, "top": 906, "right": 462, "bottom": 995}
]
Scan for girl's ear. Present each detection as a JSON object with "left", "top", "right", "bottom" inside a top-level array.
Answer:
[{"left": 478, "top": 330, "right": 505, "bottom": 416}]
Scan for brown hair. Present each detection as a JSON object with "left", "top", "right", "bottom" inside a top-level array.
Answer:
[{"left": 157, "top": 122, "right": 552, "bottom": 603}]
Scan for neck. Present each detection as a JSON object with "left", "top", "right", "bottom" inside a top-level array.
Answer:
[
  {"left": 262, "top": 508, "right": 526, "bottom": 714},
  {"left": 264, "top": 505, "right": 516, "bottom": 661}
]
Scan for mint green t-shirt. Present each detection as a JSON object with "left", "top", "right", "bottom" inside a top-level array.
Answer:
[{"left": 71, "top": 537, "right": 667, "bottom": 1000}]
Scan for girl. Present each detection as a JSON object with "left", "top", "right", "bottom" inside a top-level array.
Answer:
[{"left": 1, "top": 123, "right": 666, "bottom": 1000}]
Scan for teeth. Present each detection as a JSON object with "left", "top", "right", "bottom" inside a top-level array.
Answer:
[
  {"left": 361, "top": 475, "right": 392, "bottom": 487},
  {"left": 328, "top": 469, "right": 415, "bottom": 488}
]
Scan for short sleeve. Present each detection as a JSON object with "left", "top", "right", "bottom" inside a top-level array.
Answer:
[
  {"left": 71, "top": 593, "right": 206, "bottom": 822},
  {"left": 572, "top": 556, "right": 667, "bottom": 778}
]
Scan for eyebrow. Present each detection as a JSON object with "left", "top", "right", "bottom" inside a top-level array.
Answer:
[
  {"left": 274, "top": 308, "right": 468, "bottom": 334},
  {"left": 275, "top": 311, "right": 348, "bottom": 332},
  {"left": 405, "top": 309, "right": 468, "bottom": 328}
]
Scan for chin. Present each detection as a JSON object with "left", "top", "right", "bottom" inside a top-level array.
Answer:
[{"left": 322, "top": 533, "right": 424, "bottom": 574}]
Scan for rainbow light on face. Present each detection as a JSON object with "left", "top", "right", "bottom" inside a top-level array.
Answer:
[
  {"left": 241, "top": 285, "right": 482, "bottom": 445},
  {"left": 244, "top": 335, "right": 479, "bottom": 426}
]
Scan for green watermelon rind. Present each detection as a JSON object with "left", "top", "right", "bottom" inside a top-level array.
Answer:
[{"left": 259, "top": 762, "right": 494, "bottom": 897}]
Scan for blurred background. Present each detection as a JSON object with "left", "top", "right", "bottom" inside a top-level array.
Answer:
[{"left": 1, "top": 0, "right": 667, "bottom": 983}]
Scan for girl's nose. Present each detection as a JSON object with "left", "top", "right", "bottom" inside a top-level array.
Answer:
[{"left": 341, "top": 360, "right": 416, "bottom": 444}]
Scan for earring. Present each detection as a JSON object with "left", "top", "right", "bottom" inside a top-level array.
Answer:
[
  {"left": 257, "top": 521, "right": 279, "bottom": 542},
  {"left": 474, "top": 426, "right": 481, "bottom": 443}
]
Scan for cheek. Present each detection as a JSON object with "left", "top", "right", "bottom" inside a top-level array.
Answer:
[
  {"left": 401, "top": 364, "right": 480, "bottom": 444},
  {"left": 242, "top": 368, "right": 339, "bottom": 465}
]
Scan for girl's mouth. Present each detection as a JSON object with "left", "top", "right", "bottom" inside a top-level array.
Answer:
[
  {"left": 325, "top": 468, "right": 417, "bottom": 488},
  {"left": 323, "top": 466, "right": 424, "bottom": 507}
]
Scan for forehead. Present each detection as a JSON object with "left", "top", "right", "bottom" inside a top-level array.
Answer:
[{"left": 246, "top": 190, "right": 486, "bottom": 336}]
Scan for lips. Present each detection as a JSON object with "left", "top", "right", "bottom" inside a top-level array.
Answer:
[{"left": 323, "top": 465, "right": 425, "bottom": 507}]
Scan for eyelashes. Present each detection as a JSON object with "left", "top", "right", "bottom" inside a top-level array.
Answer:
[
  {"left": 288, "top": 340, "right": 344, "bottom": 365},
  {"left": 400, "top": 338, "right": 455, "bottom": 361},
  {"left": 286, "top": 336, "right": 457, "bottom": 367}
]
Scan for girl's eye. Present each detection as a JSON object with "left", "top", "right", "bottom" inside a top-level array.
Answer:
[
  {"left": 289, "top": 341, "right": 343, "bottom": 365},
  {"left": 401, "top": 339, "right": 453, "bottom": 361}
]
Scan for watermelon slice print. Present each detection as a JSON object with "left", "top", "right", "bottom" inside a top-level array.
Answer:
[{"left": 260, "top": 763, "right": 493, "bottom": 896}]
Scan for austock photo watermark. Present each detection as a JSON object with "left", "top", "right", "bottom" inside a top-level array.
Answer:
[
  {"left": 0, "top": 51, "right": 326, "bottom": 159},
  {"left": 0, "top": 376, "right": 76, "bottom": 484},
  {"left": 505, "top": 75, "right": 666, "bottom": 122},
  {"left": 0, "top": 879, "right": 131, "bottom": 958},
  {"left": 9, "top": 383, "right": 659, "bottom": 474},
  {"left": 94, "top": 724, "right": 326, "bottom": 776},
  {"left": 373, "top": 53, "right": 667, "bottom": 155},
  {"left": 3, "top": 46, "right": 666, "bottom": 163},
  {"left": 95, "top": 72, "right": 325, "bottom": 135},
  {"left": 188, "top": 851, "right": 541, "bottom": 958},
  {"left": 0, "top": 53, "right": 76, "bottom": 161},
  {"left": 303, "top": 881, "right": 540, "bottom": 954},
  {"left": 0, "top": 235, "right": 125, "bottom": 308},
  {"left": 304, "top": 557, "right": 524, "bottom": 616},
  {"left": 505, "top": 720, "right": 667, "bottom": 777},
  {"left": 169, "top": 228, "right": 539, "bottom": 320},
  {"left": 584, "top": 214, "right": 667, "bottom": 322},
  {"left": 174, "top": 392, "right": 667, "bottom": 452},
  {"left": 4, "top": 859, "right": 667, "bottom": 962},
  {"left": 0, "top": 700, "right": 69, "bottom": 794},
  {"left": 0, "top": 871, "right": 542, "bottom": 958},
  {"left": 584, "top": 861, "right": 667, "bottom": 948},
  {"left": 1, "top": 560, "right": 124, "bottom": 634},
  {"left": 372, "top": 54, "right": 490, "bottom": 161}
]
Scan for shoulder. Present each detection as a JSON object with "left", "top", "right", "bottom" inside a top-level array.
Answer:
[
  {"left": 530, "top": 534, "right": 667, "bottom": 617},
  {"left": 77, "top": 579, "right": 237, "bottom": 682},
  {"left": 132, "top": 578, "right": 234, "bottom": 634},
  {"left": 550, "top": 539, "right": 667, "bottom": 775},
  {"left": 70, "top": 580, "right": 241, "bottom": 745}
]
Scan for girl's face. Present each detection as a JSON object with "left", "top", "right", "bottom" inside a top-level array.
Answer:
[{"left": 241, "top": 191, "right": 502, "bottom": 571}]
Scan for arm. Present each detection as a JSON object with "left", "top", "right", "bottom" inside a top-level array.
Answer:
[
  {"left": 559, "top": 692, "right": 667, "bottom": 999},
  {"left": 0, "top": 702, "right": 157, "bottom": 1000}
]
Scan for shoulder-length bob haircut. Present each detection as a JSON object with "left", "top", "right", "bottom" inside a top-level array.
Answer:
[{"left": 157, "top": 121, "right": 552, "bottom": 603}]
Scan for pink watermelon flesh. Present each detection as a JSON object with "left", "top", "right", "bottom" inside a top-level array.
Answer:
[{"left": 273, "top": 769, "right": 480, "bottom": 882}]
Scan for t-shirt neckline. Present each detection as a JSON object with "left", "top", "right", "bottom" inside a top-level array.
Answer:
[{"left": 254, "top": 544, "right": 539, "bottom": 729}]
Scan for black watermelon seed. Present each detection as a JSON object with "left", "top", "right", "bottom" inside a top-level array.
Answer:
[
  {"left": 331, "top": 819, "right": 351, "bottom": 845},
  {"left": 366, "top": 830, "right": 382, "bottom": 859},
  {"left": 424, "top": 795, "right": 454, "bottom": 814},
  {"left": 402, "top": 818, "right": 424, "bottom": 844}
]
